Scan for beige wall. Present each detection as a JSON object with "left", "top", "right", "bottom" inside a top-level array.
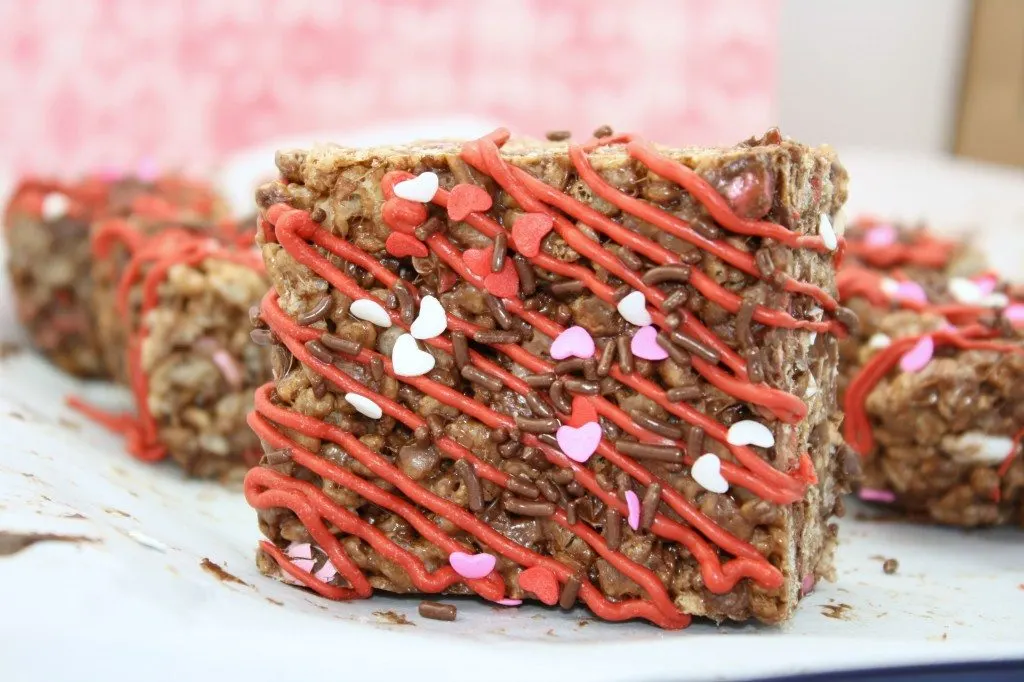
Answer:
[{"left": 778, "top": 0, "right": 970, "bottom": 152}]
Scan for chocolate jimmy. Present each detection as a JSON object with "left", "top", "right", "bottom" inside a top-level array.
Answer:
[
  {"left": 249, "top": 305, "right": 263, "bottom": 328},
  {"left": 393, "top": 281, "right": 415, "bottom": 325},
  {"left": 414, "top": 216, "right": 444, "bottom": 241},
  {"left": 514, "top": 415, "right": 560, "bottom": 434},
  {"left": 615, "top": 440, "right": 683, "bottom": 462},
  {"left": 668, "top": 329, "right": 720, "bottom": 364},
  {"left": 498, "top": 441, "right": 522, "bottom": 458},
  {"left": 536, "top": 478, "right": 561, "bottom": 503},
  {"left": 599, "top": 377, "right": 618, "bottom": 395},
  {"left": 426, "top": 414, "right": 445, "bottom": 439},
  {"left": 553, "top": 307, "right": 572, "bottom": 325},
  {"left": 250, "top": 328, "right": 277, "bottom": 346},
  {"left": 601, "top": 420, "right": 621, "bottom": 440},
  {"left": 666, "top": 385, "right": 702, "bottom": 402},
  {"left": 505, "top": 477, "right": 540, "bottom": 500},
  {"left": 562, "top": 377, "right": 600, "bottom": 396},
  {"left": 491, "top": 232, "right": 508, "bottom": 272},
  {"left": 834, "top": 306, "right": 860, "bottom": 335},
  {"left": 642, "top": 264, "right": 692, "bottom": 285},
  {"left": 553, "top": 358, "right": 586, "bottom": 374},
  {"left": 583, "top": 358, "right": 598, "bottom": 381},
  {"left": 550, "top": 280, "right": 585, "bottom": 297},
  {"left": 296, "top": 295, "right": 333, "bottom": 326},
  {"left": 604, "top": 508, "right": 622, "bottom": 550},
  {"left": 418, "top": 601, "right": 457, "bottom": 621},
  {"left": 513, "top": 254, "right": 536, "bottom": 296},
  {"left": 524, "top": 391, "right": 555, "bottom": 419},
  {"left": 451, "top": 331, "right": 470, "bottom": 369},
  {"left": 485, "top": 293, "right": 514, "bottom": 330},
  {"left": 627, "top": 410, "right": 685, "bottom": 439},
  {"left": 612, "top": 285, "right": 631, "bottom": 302},
  {"left": 559, "top": 575, "right": 582, "bottom": 609},
  {"left": 617, "top": 247, "right": 643, "bottom": 271},
  {"left": 537, "top": 433, "right": 559, "bottom": 448},
  {"left": 565, "top": 498, "right": 578, "bottom": 525},
  {"left": 461, "top": 365, "right": 503, "bottom": 391},
  {"left": 687, "top": 425, "right": 704, "bottom": 457},
  {"left": 304, "top": 339, "right": 335, "bottom": 364},
  {"left": 525, "top": 372, "right": 556, "bottom": 388},
  {"left": 309, "top": 206, "right": 327, "bottom": 223},
  {"left": 473, "top": 330, "right": 520, "bottom": 344},
  {"left": 310, "top": 373, "right": 328, "bottom": 399},
  {"left": 548, "top": 468, "right": 575, "bottom": 485},
  {"left": 691, "top": 215, "right": 723, "bottom": 240},
  {"left": 616, "top": 335, "right": 634, "bottom": 373},
  {"left": 503, "top": 493, "right": 556, "bottom": 517},
  {"left": 320, "top": 333, "right": 362, "bottom": 355},
  {"left": 566, "top": 480, "right": 585, "bottom": 497},
  {"left": 735, "top": 296, "right": 758, "bottom": 349},
  {"left": 593, "top": 124, "right": 613, "bottom": 138},
  {"left": 549, "top": 380, "right": 572, "bottom": 413},
  {"left": 754, "top": 248, "right": 775, "bottom": 277},
  {"left": 744, "top": 347, "right": 765, "bottom": 383},
  {"left": 370, "top": 356, "right": 385, "bottom": 381},
  {"left": 454, "top": 459, "right": 484, "bottom": 512},
  {"left": 660, "top": 289, "right": 689, "bottom": 312},
  {"left": 597, "top": 340, "right": 616, "bottom": 377},
  {"left": 639, "top": 483, "right": 662, "bottom": 530},
  {"left": 655, "top": 332, "right": 690, "bottom": 366},
  {"left": 489, "top": 427, "right": 509, "bottom": 443},
  {"left": 546, "top": 129, "right": 571, "bottom": 141}
]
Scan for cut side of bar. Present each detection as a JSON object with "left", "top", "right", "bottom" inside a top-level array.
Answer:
[{"left": 246, "top": 128, "right": 853, "bottom": 628}]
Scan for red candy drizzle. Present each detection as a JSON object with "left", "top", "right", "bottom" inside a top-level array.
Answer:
[{"left": 247, "top": 129, "right": 849, "bottom": 628}]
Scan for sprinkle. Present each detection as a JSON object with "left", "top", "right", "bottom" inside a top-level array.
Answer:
[
  {"left": 864, "top": 223, "right": 896, "bottom": 247},
  {"left": 624, "top": 490, "right": 641, "bottom": 530},
  {"left": 515, "top": 415, "right": 561, "bottom": 434},
  {"left": 506, "top": 477, "right": 540, "bottom": 499},
  {"left": 973, "top": 274, "right": 999, "bottom": 295},
  {"left": 899, "top": 335, "right": 934, "bottom": 373},
  {"left": 883, "top": 280, "right": 927, "bottom": 304},
  {"left": 451, "top": 331, "right": 470, "bottom": 369},
  {"left": 639, "top": 484, "right": 662, "bottom": 530},
  {"left": 616, "top": 291, "right": 652, "bottom": 326},
  {"left": 641, "top": 264, "right": 691, "bottom": 285},
  {"left": 446, "top": 183, "right": 492, "bottom": 221},
  {"left": 511, "top": 213, "right": 554, "bottom": 258},
  {"left": 349, "top": 299, "right": 392, "bottom": 328},
  {"left": 628, "top": 410, "right": 684, "bottom": 439},
  {"left": 858, "top": 487, "right": 896, "bottom": 504},
  {"left": 727, "top": 420, "right": 775, "bottom": 448},
  {"left": 449, "top": 551, "right": 496, "bottom": 580},
  {"left": 409, "top": 295, "right": 447, "bottom": 339},
  {"left": 944, "top": 432, "right": 1015, "bottom": 464},
  {"left": 210, "top": 350, "right": 243, "bottom": 389},
  {"left": 485, "top": 294, "right": 514, "bottom": 329},
  {"left": 597, "top": 340, "right": 617, "bottom": 377},
  {"left": 559, "top": 575, "right": 582, "bottom": 609},
  {"left": 473, "top": 329, "right": 521, "bottom": 344},
  {"left": 819, "top": 213, "right": 838, "bottom": 250},
  {"left": 525, "top": 373, "right": 556, "bottom": 388},
  {"left": 418, "top": 601, "right": 457, "bottom": 621},
  {"left": 867, "top": 332, "right": 892, "bottom": 350},
  {"left": 800, "top": 573, "right": 816, "bottom": 596},
  {"left": 393, "top": 172, "right": 439, "bottom": 203},
  {"left": 525, "top": 391, "right": 555, "bottom": 418},
  {"left": 461, "top": 365, "right": 504, "bottom": 391},
  {"left": 320, "top": 333, "right": 362, "bottom": 355},
  {"left": 556, "top": 421, "right": 602, "bottom": 463},
  {"left": 345, "top": 393, "right": 383, "bottom": 419},
  {"left": 518, "top": 566, "right": 559, "bottom": 605},
  {"left": 496, "top": 598, "right": 523, "bottom": 607},
  {"left": 303, "top": 339, "right": 335, "bottom": 364},
  {"left": 296, "top": 296, "right": 334, "bottom": 326},
  {"left": 665, "top": 385, "right": 702, "bottom": 402},
  {"left": 655, "top": 332, "right": 690, "bottom": 366},
  {"left": 691, "top": 453, "right": 729, "bottom": 493},
  {"left": 550, "top": 280, "right": 586, "bottom": 297},
  {"left": 948, "top": 277, "right": 984, "bottom": 304},
  {"left": 562, "top": 377, "right": 600, "bottom": 396},
  {"left": 391, "top": 333, "right": 435, "bottom": 377},
  {"left": 385, "top": 232, "right": 428, "bottom": 258},
  {"left": 550, "top": 326, "right": 596, "bottom": 360},
  {"left": 614, "top": 440, "right": 683, "bottom": 462},
  {"left": 454, "top": 459, "right": 484, "bottom": 511},
  {"left": 604, "top": 508, "right": 622, "bottom": 550},
  {"left": 502, "top": 494, "right": 556, "bottom": 517},
  {"left": 1004, "top": 304, "right": 1024, "bottom": 326},
  {"left": 41, "top": 192, "right": 70, "bottom": 221},
  {"left": 616, "top": 335, "right": 635, "bottom": 372},
  {"left": 631, "top": 325, "right": 669, "bottom": 361}
]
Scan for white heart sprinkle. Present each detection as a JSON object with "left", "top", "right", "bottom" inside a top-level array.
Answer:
[
  {"left": 942, "top": 431, "right": 1015, "bottom": 465},
  {"left": 393, "top": 172, "right": 439, "bottom": 203},
  {"left": 867, "top": 332, "right": 892, "bottom": 350},
  {"left": 345, "top": 393, "right": 383, "bottom": 419},
  {"left": 948, "top": 277, "right": 982, "bottom": 304},
  {"left": 350, "top": 299, "right": 392, "bottom": 328},
  {"left": 391, "top": 333, "right": 436, "bottom": 377},
  {"left": 616, "top": 290, "right": 652, "bottom": 327},
  {"left": 41, "top": 192, "right": 70, "bottom": 221},
  {"left": 818, "top": 213, "right": 838, "bottom": 251},
  {"left": 410, "top": 295, "right": 447, "bottom": 340},
  {"left": 879, "top": 277, "right": 899, "bottom": 296},
  {"left": 691, "top": 454, "right": 729, "bottom": 494},
  {"left": 726, "top": 419, "right": 775, "bottom": 448}
]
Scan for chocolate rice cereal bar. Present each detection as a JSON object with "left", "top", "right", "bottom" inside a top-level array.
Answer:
[
  {"left": 3, "top": 174, "right": 224, "bottom": 377},
  {"left": 838, "top": 219, "right": 1024, "bottom": 526},
  {"left": 245, "top": 127, "right": 854, "bottom": 628},
  {"left": 71, "top": 229, "right": 269, "bottom": 480}
]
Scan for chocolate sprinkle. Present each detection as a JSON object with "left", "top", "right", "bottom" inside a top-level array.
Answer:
[
  {"left": 513, "top": 255, "right": 536, "bottom": 296},
  {"left": 461, "top": 365, "right": 503, "bottom": 391},
  {"left": 745, "top": 347, "right": 765, "bottom": 383},
  {"left": 549, "top": 468, "right": 575, "bottom": 485},
  {"left": 296, "top": 295, "right": 333, "bottom": 326},
  {"left": 583, "top": 358, "right": 598, "bottom": 381},
  {"left": 536, "top": 478, "right": 561, "bottom": 503},
  {"left": 616, "top": 335, "right": 634, "bottom": 373},
  {"left": 660, "top": 289, "right": 689, "bottom": 312},
  {"left": 304, "top": 340, "right": 335, "bottom": 364},
  {"left": 641, "top": 264, "right": 692, "bottom": 285},
  {"left": 687, "top": 426, "right": 705, "bottom": 457},
  {"left": 628, "top": 410, "right": 684, "bottom": 439},
  {"left": 503, "top": 494, "right": 555, "bottom": 517},
  {"left": 668, "top": 330, "right": 720, "bottom": 364},
  {"left": 754, "top": 248, "right": 775, "bottom": 277},
  {"left": 597, "top": 340, "right": 616, "bottom": 377},
  {"left": 617, "top": 248, "right": 643, "bottom": 271},
  {"left": 639, "top": 483, "right": 662, "bottom": 530},
  {"left": 492, "top": 232, "right": 508, "bottom": 272},
  {"left": 546, "top": 130, "right": 572, "bottom": 141},
  {"left": 309, "top": 206, "right": 327, "bottom": 223},
  {"left": 454, "top": 459, "right": 484, "bottom": 512},
  {"left": 565, "top": 499, "right": 578, "bottom": 525},
  {"left": 559, "top": 575, "right": 582, "bottom": 609},
  {"left": 604, "top": 508, "right": 622, "bottom": 550},
  {"left": 563, "top": 378, "right": 600, "bottom": 396},
  {"left": 506, "top": 477, "right": 540, "bottom": 499},
  {"left": 655, "top": 332, "right": 690, "bottom": 366},
  {"left": 250, "top": 328, "right": 277, "bottom": 346},
  {"left": 691, "top": 215, "right": 723, "bottom": 240},
  {"left": 393, "top": 282, "right": 415, "bottom": 326},
  {"left": 537, "top": 433, "right": 559, "bottom": 448},
  {"left": 320, "top": 333, "right": 362, "bottom": 355},
  {"left": 498, "top": 441, "right": 522, "bottom": 458},
  {"left": 665, "top": 385, "right": 703, "bottom": 402},
  {"left": 451, "top": 331, "right": 470, "bottom": 369},
  {"left": 473, "top": 330, "right": 520, "bottom": 344},
  {"left": 427, "top": 414, "right": 446, "bottom": 439},
  {"left": 525, "top": 373, "right": 556, "bottom": 388},
  {"left": 525, "top": 391, "right": 555, "bottom": 418},
  {"left": 418, "top": 601, "right": 457, "bottom": 621},
  {"left": 614, "top": 440, "right": 683, "bottom": 462},
  {"left": 593, "top": 124, "right": 613, "bottom": 138},
  {"left": 414, "top": 216, "right": 444, "bottom": 241},
  {"left": 735, "top": 298, "right": 758, "bottom": 349},
  {"left": 485, "top": 294, "right": 514, "bottom": 330},
  {"left": 599, "top": 377, "right": 618, "bottom": 395},
  {"left": 370, "top": 356, "right": 385, "bottom": 381},
  {"left": 549, "top": 380, "right": 572, "bottom": 414},
  {"left": 515, "top": 415, "right": 560, "bottom": 434},
  {"left": 553, "top": 358, "right": 586, "bottom": 374},
  {"left": 551, "top": 280, "right": 586, "bottom": 297},
  {"left": 835, "top": 306, "right": 860, "bottom": 335},
  {"left": 489, "top": 427, "right": 509, "bottom": 443},
  {"left": 310, "top": 373, "right": 327, "bottom": 399}
]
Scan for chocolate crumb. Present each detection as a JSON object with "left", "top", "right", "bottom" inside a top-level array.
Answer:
[
  {"left": 418, "top": 601, "right": 457, "bottom": 621},
  {"left": 546, "top": 130, "right": 572, "bottom": 141},
  {"left": 593, "top": 125, "right": 614, "bottom": 138},
  {"left": 0, "top": 531, "right": 97, "bottom": 557},
  {"left": 200, "top": 558, "right": 250, "bottom": 586},
  {"left": 374, "top": 610, "right": 415, "bottom": 626},
  {"left": 883, "top": 558, "right": 899, "bottom": 575}
]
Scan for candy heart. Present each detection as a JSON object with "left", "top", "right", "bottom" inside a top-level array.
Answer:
[
  {"left": 385, "top": 232, "right": 428, "bottom": 258},
  {"left": 867, "top": 332, "right": 892, "bottom": 350},
  {"left": 393, "top": 172, "right": 439, "bottom": 203},
  {"left": 483, "top": 261, "right": 520, "bottom": 298},
  {"left": 345, "top": 392, "right": 383, "bottom": 419},
  {"left": 1004, "top": 304, "right": 1024, "bottom": 327},
  {"left": 136, "top": 157, "right": 160, "bottom": 183},
  {"left": 391, "top": 333, "right": 436, "bottom": 377},
  {"left": 556, "top": 421, "right": 602, "bottom": 463},
  {"left": 563, "top": 395, "right": 598, "bottom": 427},
  {"left": 410, "top": 295, "right": 447, "bottom": 340},
  {"left": 314, "top": 561, "right": 338, "bottom": 583},
  {"left": 496, "top": 598, "right": 523, "bottom": 607},
  {"left": 630, "top": 325, "right": 668, "bottom": 361},
  {"left": 882, "top": 280, "right": 926, "bottom": 305},
  {"left": 616, "top": 290, "right": 651, "bottom": 327},
  {"left": 818, "top": 213, "right": 838, "bottom": 250},
  {"left": 858, "top": 487, "right": 896, "bottom": 504},
  {"left": 550, "top": 326, "right": 595, "bottom": 360},
  {"left": 447, "top": 183, "right": 493, "bottom": 221},
  {"left": 286, "top": 542, "right": 312, "bottom": 560},
  {"left": 691, "top": 453, "right": 728, "bottom": 494},
  {"left": 624, "top": 490, "right": 641, "bottom": 531},
  {"left": 463, "top": 247, "right": 492, "bottom": 278},
  {"left": 517, "top": 566, "right": 559, "bottom": 605},
  {"left": 726, "top": 419, "right": 775, "bottom": 448},
  {"left": 899, "top": 335, "right": 934, "bottom": 373},
  {"left": 864, "top": 224, "right": 897, "bottom": 247},
  {"left": 41, "top": 192, "right": 70, "bottom": 221},
  {"left": 382, "top": 197, "right": 428, "bottom": 233},
  {"left": 449, "top": 551, "right": 496, "bottom": 580},
  {"left": 948, "top": 277, "right": 982, "bottom": 304},
  {"left": 973, "top": 274, "right": 999, "bottom": 295},
  {"left": 511, "top": 213, "right": 554, "bottom": 257},
  {"left": 350, "top": 298, "right": 392, "bottom": 328}
]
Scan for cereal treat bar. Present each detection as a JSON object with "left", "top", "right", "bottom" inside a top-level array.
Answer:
[
  {"left": 839, "top": 219, "right": 1024, "bottom": 526},
  {"left": 245, "top": 127, "right": 853, "bottom": 628},
  {"left": 70, "top": 228, "right": 269, "bottom": 480},
  {"left": 3, "top": 174, "right": 224, "bottom": 377}
]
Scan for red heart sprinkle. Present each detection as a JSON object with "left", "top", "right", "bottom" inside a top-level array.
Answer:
[
  {"left": 462, "top": 247, "right": 492, "bottom": 278},
  {"left": 484, "top": 260, "right": 520, "bottom": 298},
  {"left": 564, "top": 395, "right": 598, "bottom": 427},
  {"left": 447, "top": 184, "right": 493, "bottom": 222},
  {"left": 382, "top": 197, "right": 427, "bottom": 234},
  {"left": 518, "top": 566, "right": 559, "bottom": 605},
  {"left": 385, "top": 232, "right": 428, "bottom": 258},
  {"left": 511, "top": 213, "right": 554, "bottom": 258}
]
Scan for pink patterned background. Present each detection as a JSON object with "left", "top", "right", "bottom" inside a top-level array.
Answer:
[{"left": 0, "top": 0, "right": 779, "bottom": 175}]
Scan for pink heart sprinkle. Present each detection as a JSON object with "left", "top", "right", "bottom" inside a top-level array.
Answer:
[
  {"left": 314, "top": 562, "right": 338, "bottom": 583},
  {"left": 973, "top": 275, "right": 998, "bottom": 295},
  {"left": 449, "top": 551, "right": 496, "bottom": 580},
  {"left": 800, "top": 573, "right": 816, "bottom": 596},
  {"left": 286, "top": 542, "right": 313, "bottom": 560},
  {"left": 136, "top": 157, "right": 160, "bottom": 183},
  {"left": 550, "top": 325, "right": 595, "bottom": 360},
  {"left": 1004, "top": 304, "right": 1024, "bottom": 326},
  {"left": 625, "top": 490, "right": 641, "bottom": 531},
  {"left": 899, "top": 335, "right": 934, "bottom": 373},
  {"left": 864, "top": 224, "right": 897, "bottom": 247},
  {"left": 630, "top": 325, "right": 668, "bottom": 361},
  {"left": 556, "top": 421, "right": 602, "bottom": 463},
  {"left": 290, "top": 558, "right": 315, "bottom": 573},
  {"left": 894, "top": 281, "right": 927, "bottom": 304},
  {"left": 858, "top": 487, "right": 897, "bottom": 504},
  {"left": 496, "top": 598, "right": 522, "bottom": 607}
]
